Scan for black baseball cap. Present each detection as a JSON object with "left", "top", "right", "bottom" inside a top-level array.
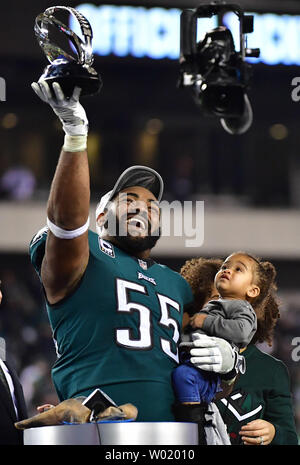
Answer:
[{"left": 96, "top": 165, "right": 164, "bottom": 218}]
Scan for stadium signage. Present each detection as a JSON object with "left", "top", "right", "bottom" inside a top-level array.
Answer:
[{"left": 73, "top": 4, "right": 300, "bottom": 65}]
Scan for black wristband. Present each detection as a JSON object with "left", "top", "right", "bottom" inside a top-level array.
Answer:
[{"left": 220, "top": 367, "right": 238, "bottom": 381}]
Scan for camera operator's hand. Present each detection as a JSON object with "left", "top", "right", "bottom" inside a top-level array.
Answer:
[
  {"left": 31, "top": 80, "right": 88, "bottom": 136},
  {"left": 180, "top": 333, "right": 236, "bottom": 374}
]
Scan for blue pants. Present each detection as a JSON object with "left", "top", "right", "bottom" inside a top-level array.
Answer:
[{"left": 172, "top": 363, "right": 220, "bottom": 404}]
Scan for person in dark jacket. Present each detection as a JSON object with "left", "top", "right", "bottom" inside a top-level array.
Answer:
[{"left": 0, "top": 285, "right": 28, "bottom": 445}]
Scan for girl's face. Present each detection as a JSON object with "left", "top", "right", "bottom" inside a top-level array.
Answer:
[{"left": 215, "top": 253, "right": 260, "bottom": 301}]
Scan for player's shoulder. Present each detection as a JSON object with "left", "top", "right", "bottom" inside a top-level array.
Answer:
[
  {"left": 155, "top": 262, "right": 183, "bottom": 280},
  {"left": 155, "top": 262, "right": 194, "bottom": 296},
  {"left": 249, "top": 345, "right": 288, "bottom": 372},
  {"left": 28, "top": 227, "right": 106, "bottom": 278},
  {"left": 88, "top": 231, "right": 118, "bottom": 260}
]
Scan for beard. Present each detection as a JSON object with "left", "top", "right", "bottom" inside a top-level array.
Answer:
[{"left": 103, "top": 209, "right": 161, "bottom": 253}]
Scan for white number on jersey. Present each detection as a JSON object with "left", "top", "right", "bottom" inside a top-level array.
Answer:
[{"left": 115, "top": 278, "right": 181, "bottom": 362}]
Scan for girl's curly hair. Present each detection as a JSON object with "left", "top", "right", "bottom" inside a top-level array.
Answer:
[
  {"left": 240, "top": 252, "right": 280, "bottom": 346},
  {"left": 180, "top": 254, "right": 280, "bottom": 346},
  {"left": 180, "top": 257, "right": 222, "bottom": 310}
]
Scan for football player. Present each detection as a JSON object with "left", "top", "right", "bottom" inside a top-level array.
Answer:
[{"left": 29, "top": 80, "right": 237, "bottom": 421}]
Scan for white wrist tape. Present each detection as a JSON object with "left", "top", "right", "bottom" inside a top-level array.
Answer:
[
  {"left": 63, "top": 134, "right": 87, "bottom": 152},
  {"left": 47, "top": 216, "right": 90, "bottom": 239}
]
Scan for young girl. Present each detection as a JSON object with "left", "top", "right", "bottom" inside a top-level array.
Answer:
[
  {"left": 178, "top": 254, "right": 297, "bottom": 445},
  {"left": 172, "top": 252, "right": 280, "bottom": 443}
]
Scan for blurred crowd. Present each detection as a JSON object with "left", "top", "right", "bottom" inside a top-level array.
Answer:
[{"left": 0, "top": 258, "right": 299, "bottom": 442}]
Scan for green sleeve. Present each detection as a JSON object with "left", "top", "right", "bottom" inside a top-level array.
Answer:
[
  {"left": 265, "top": 360, "right": 298, "bottom": 445},
  {"left": 29, "top": 226, "right": 48, "bottom": 276}
]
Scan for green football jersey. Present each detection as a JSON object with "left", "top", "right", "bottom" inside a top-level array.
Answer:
[
  {"left": 29, "top": 228, "right": 193, "bottom": 421},
  {"left": 216, "top": 344, "right": 298, "bottom": 445}
]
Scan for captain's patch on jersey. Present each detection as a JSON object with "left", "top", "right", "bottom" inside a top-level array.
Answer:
[{"left": 98, "top": 238, "right": 115, "bottom": 258}]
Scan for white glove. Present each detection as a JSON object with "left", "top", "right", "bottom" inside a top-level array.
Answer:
[
  {"left": 180, "top": 333, "right": 236, "bottom": 374},
  {"left": 31, "top": 80, "right": 88, "bottom": 136}
]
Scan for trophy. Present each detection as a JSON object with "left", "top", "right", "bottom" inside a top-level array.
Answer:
[{"left": 34, "top": 6, "right": 102, "bottom": 97}]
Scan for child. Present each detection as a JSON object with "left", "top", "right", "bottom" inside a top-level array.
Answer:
[{"left": 173, "top": 251, "right": 278, "bottom": 408}]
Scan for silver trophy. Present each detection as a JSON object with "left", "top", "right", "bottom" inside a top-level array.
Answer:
[{"left": 34, "top": 6, "right": 102, "bottom": 97}]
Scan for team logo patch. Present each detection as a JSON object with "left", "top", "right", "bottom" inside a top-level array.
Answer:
[
  {"left": 138, "top": 259, "right": 148, "bottom": 270},
  {"left": 98, "top": 238, "right": 115, "bottom": 258},
  {"left": 137, "top": 272, "right": 156, "bottom": 285}
]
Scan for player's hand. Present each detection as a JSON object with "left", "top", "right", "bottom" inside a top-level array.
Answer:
[
  {"left": 31, "top": 80, "right": 88, "bottom": 136},
  {"left": 15, "top": 398, "right": 91, "bottom": 429},
  {"left": 180, "top": 333, "right": 235, "bottom": 374},
  {"left": 239, "top": 419, "right": 276, "bottom": 445},
  {"left": 36, "top": 404, "right": 55, "bottom": 412}
]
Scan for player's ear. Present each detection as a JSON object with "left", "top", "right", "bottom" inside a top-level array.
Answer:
[
  {"left": 96, "top": 211, "right": 107, "bottom": 229},
  {"left": 246, "top": 285, "right": 260, "bottom": 299}
]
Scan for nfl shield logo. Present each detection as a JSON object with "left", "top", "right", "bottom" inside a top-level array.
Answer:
[{"left": 138, "top": 259, "right": 148, "bottom": 270}]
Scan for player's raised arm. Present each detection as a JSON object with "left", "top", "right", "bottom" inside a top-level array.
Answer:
[{"left": 31, "top": 80, "right": 91, "bottom": 304}]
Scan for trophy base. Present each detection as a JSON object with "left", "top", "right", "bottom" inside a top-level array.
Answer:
[{"left": 40, "top": 60, "right": 103, "bottom": 98}]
